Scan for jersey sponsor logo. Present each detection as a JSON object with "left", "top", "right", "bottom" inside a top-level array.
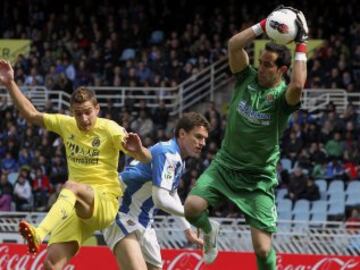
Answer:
[
  {"left": 65, "top": 141, "right": 100, "bottom": 165},
  {"left": 237, "top": 100, "right": 271, "bottom": 126},
  {"left": 266, "top": 94, "right": 274, "bottom": 103}
]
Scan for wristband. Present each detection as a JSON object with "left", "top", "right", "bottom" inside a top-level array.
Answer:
[
  {"left": 295, "top": 43, "right": 307, "bottom": 61},
  {"left": 251, "top": 19, "right": 267, "bottom": 36}
]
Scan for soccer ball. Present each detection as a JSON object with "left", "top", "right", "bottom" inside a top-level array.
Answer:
[{"left": 265, "top": 9, "right": 298, "bottom": 44}]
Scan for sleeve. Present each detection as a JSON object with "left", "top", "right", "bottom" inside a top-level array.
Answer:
[
  {"left": 151, "top": 149, "right": 176, "bottom": 191},
  {"left": 43, "top": 113, "right": 67, "bottom": 136},
  {"left": 151, "top": 186, "right": 191, "bottom": 230},
  {"left": 278, "top": 88, "right": 301, "bottom": 115},
  {"left": 231, "top": 66, "right": 257, "bottom": 97},
  {"left": 108, "top": 120, "right": 128, "bottom": 152},
  {"left": 234, "top": 66, "right": 257, "bottom": 84}
]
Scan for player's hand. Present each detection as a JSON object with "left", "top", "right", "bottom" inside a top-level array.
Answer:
[
  {"left": 0, "top": 59, "right": 15, "bottom": 87},
  {"left": 184, "top": 228, "right": 204, "bottom": 248},
  {"left": 294, "top": 11, "right": 309, "bottom": 43},
  {"left": 122, "top": 133, "right": 143, "bottom": 153}
]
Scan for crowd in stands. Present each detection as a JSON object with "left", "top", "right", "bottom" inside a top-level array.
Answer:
[{"left": 1, "top": 0, "right": 360, "bottom": 223}]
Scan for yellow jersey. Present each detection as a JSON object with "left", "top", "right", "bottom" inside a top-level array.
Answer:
[{"left": 44, "top": 113, "right": 127, "bottom": 197}]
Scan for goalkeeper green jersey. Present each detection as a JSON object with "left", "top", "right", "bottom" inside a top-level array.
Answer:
[{"left": 215, "top": 65, "right": 299, "bottom": 185}]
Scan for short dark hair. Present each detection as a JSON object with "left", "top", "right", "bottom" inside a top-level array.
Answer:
[
  {"left": 265, "top": 42, "right": 291, "bottom": 68},
  {"left": 174, "top": 112, "right": 210, "bottom": 138},
  {"left": 70, "top": 86, "right": 98, "bottom": 106}
]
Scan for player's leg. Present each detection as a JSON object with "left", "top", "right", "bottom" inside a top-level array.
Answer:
[
  {"left": 43, "top": 241, "right": 78, "bottom": 270},
  {"left": 141, "top": 228, "right": 163, "bottom": 270},
  {"left": 184, "top": 162, "right": 224, "bottom": 264},
  {"left": 19, "top": 180, "right": 94, "bottom": 254},
  {"left": 229, "top": 181, "right": 277, "bottom": 270},
  {"left": 250, "top": 227, "right": 276, "bottom": 270},
  {"left": 147, "top": 263, "right": 161, "bottom": 270},
  {"left": 184, "top": 162, "right": 223, "bottom": 234},
  {"left": 113, "top": 233, "right": 148, "bottom": 270}
]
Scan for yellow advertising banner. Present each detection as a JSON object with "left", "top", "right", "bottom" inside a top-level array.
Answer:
[
  {"left": 0, "top": 39, "right": 31, "bottom": 63},
  {"left": 253, "top": 39, "right": 324, "bottom": 67}
]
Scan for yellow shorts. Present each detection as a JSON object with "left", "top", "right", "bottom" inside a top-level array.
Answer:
[{"left": 48, "top": 185, "right": 118, "bottom": 246}]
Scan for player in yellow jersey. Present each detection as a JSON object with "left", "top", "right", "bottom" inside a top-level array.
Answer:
[{"left": 0, "top": 59, "right": 152, "bottom": 270}]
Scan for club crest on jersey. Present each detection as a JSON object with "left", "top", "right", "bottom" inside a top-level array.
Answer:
[
  {"left": 92, "top": 136, "right": 100, "bottom": 147},
  {"left": 127, "top": 219, "right": 135, "bottom": 226},
  {"left": 265, "top": 94, "right": 274, "bottom": 104},
  {"left": 68, "top": 134, "right": 75, "bottom": 141}
]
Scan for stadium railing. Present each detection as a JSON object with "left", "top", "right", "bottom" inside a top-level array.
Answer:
[
  {"left": 0, "top": 59, "right": 357, "bottom": 115},
  {"left": 1, "top": 212, "right": 359, "bottom": 255},
  {"left": 0, "top": 57, "right": 231, "bottom": 116}
]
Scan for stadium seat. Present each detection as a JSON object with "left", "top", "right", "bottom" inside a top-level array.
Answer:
[
  {"left": 327, "top": 180, "right": 345, "bottom": 195},
  {"left": 346, "top": 196, "right": 360, "bottom": 207},
  {"left": 278, "top": 211, "right": 292, "bottom": 221},
  {"left": 150, "top": 30, "right": 165, "bottom": 44},
  {"left": 315, "top": 179, "right": 327, "bottom": 200},
  {"left": 328, "top": 201, "right": 345, "bottom": 216},
  {"left": 292, "top": 212, "right": 310, "bottom": 232},
  {"left": 292, "top": 199, "right": 310, "bottom": 214},
  {"left": 277, "top": 199, "right": 292, "bottom": 213},
  {"left": 346, "top": 181, "right": 360, "bottom": 196},
  {"left": 276, "top": 188, "right": 288, "bottom": 200},
  {"left": 310, "top": 200, "right": 327, "bottom": 214},
  {"left": 120, "top": 48, "right": 136, "bottom": 61},
  {"left": 310, "top": 212, "right": 327, "bottom": 227},
  {"left": 277, "top": 220, "right": 292, "bottom": 232},
  {"left": 328, "top": 192, "right": 346, "bottom": 204}
]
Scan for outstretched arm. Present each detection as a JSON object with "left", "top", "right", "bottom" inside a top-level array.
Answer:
[
  {"left": 286, "top": 11, "right": 309, "bottom": 106},
  {"left": 0, "top": 59, "right": 44, "bottom": 126}
]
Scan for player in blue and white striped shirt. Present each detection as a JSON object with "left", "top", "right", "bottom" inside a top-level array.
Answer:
[{"left": 103, "top": 112, "right": 210, "bottom": 270}]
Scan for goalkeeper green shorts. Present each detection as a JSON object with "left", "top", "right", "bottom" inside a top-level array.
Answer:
[{"left": 189, "top": 161, "right": 278, "bottom": 233}]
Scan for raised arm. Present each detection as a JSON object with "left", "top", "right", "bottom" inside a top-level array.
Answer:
[
  {"left": 228, "top": 19, "right": 266, "bottom": 74},
  {"left": 122, "top": 132, "right": 152, "bottom": 163},
  {"left": 286, "top": 11, "right": 309, "bottom": 106},
  {"left": 0, "top": 59, "right": 44, "bottom": 126}
]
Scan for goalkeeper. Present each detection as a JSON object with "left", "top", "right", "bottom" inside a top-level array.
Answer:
[{"left": 184, "top": 5, "right": 308, "bottom": 270}]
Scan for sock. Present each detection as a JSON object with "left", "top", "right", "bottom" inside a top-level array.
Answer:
[
  {"left": 186, "top": 210, "right": 212, "bottom": 234},
  {"left": 36, "top": 188, "right": 76, "bottom": 241},
  {"left": 256, "top": 248, "right": 276, "bottom": 270}
]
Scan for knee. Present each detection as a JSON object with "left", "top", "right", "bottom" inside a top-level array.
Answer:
[
  {"left": 44, "top": 258, "right": 60, "bottom": 270},
  {"left": 184, "top": 196, "right": 206, "bottom": 218},
  {"left": 254, "top": 245, "right": 272, "bottom": 259},
  {"left": 63, "top": 181, "right": 79, "bottom": 194}
]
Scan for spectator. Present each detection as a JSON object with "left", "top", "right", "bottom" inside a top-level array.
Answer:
[
  {"left": 32, "top": 167, "right": 52, "bottom": 211},
  {"left": 325, "top": 132, "right": 344, "bottom": 159},
  {"left": 13, "top": 170, "right": 32, "bottom": 211},
  {"left": 286, "top": 167, "right": 308, "bottom": 202},
  {"left": 298, "top": 177, "right": 320, "bottom": 201},
  {"left": 152, "top": 100, "right": 170, "bottom": 129}
]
